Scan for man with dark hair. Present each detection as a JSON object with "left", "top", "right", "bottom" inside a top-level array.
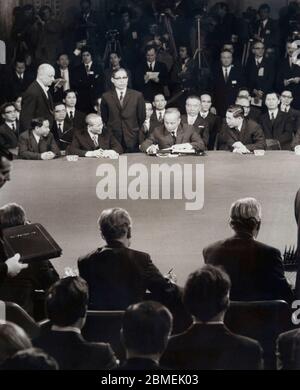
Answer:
[
  {"left": 18, "top": 118, "right": 60, "bottom": 160},
  {"left": 119, "top": 301, "right": 172, "bottom": 370},
  {"left": 101, "top": 68, "right": 146, "bottom": 153},
  {"left": 203, "top": 197, "right": 293, "bottom": 302},
  {"left": 34, "top": 276, "right": 117, "bottom": 370},
  {"left": 53, "top": 53, "right": 75, "bottom": 102},
  {"left": 237, "top": 89, "right": 262, "bottom": 122},
  {"left": 78, "top": 208, "right": 179, "bottom": 310},
  {"left": 51, "top": 103, "right": 74, "bottom": 151},
  {"left": 67, "top": 113, "right": 122, "bottom": 158},
  {"left": 63, "top": 89, "right": 85, "bottom": 129},
  {"left": 4, "top": 60, "right": 34, "bottom": 101},
  {"left": 1, "top": 348, "right": 59, "bottom": 370},
  {"left": 0, "top": 103, "right": 20, "bottom": 150},
  {"left": 161, "top": 265, "right": 263, "bottom": 370},
  {"left": 217, "top": 104, "right": 266, "bottom": 152}
]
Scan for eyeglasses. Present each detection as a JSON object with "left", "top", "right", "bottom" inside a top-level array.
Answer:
[
  {"left": 113, "top": 76, "right": 128, "bottom": 80},
  {"left": 281, "top": 95, "right": 293, "bottom": 99},
  {"left": 4, "top": 110, "right": 16, "bottom": 114}
]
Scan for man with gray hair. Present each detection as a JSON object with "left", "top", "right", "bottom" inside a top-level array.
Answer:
[
  {"left": 78, "top": 207, "right": 179, "bottom": 310},
  {"left": 20, "top": 64, "right": 55, "bottom": 132},
  {"left": 140, "top": 107, "right": 205, "bottom": 154},
  {"left": 203, "top": 197, "right": 293, "bottom": 302}
]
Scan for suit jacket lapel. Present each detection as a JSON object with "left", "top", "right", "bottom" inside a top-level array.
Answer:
[
  {"left": 36, "top": 81, "right": 53, "bottom": 113},
  {"left": 122, "top": 89, "right": 131, "bottom": 110},
  {"left": 29, "top": 132, "right": 39, "bottom": 153},
  {"left": 112, "top": 89, "right": 122, "bottom": 110},
  {"left": 176, "top": 124, "right": 184, "bottom": 144}
]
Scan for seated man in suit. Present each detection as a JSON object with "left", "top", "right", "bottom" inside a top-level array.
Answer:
[
  {"left": 139, "top": 101, "right": 154, "bottom": 145},
  {"left": 118, "top": 301, "right": 172, "bottom": 370},
  {"left": 151, "top": 94, "right": 167, "bottom": 128},
  {"left": 237, "top": 89, "right": 262, "bottom": 123},
  {"left": 199, "top": 94, "right": 222, "bottom": 150},
  {"left": 140, "top": 108, "right": 205, "bottom": 154},
  {"left": 63, "top": 89, "right": 86, "bottom": 129},
  {"left": 181, "top": 96, "right": 209, "bottom": 149},
  {"left": 78, "top": 207, "right": 179, "bottom": 310},
  {"left": 51, "top": 102, "right": 74, "bottom": 151},
  {"left": 277, "top": 327, "right": 300, "bottom": 370},
  {"left": 259, "top": 92, "right": 294, "bottom": 150},
  {"left": 34, "top": 276, "right": 118, "bottom": 370},
  {"left": 18, "top": 118, "right": 61, "bottom": 160},
  {"left": 1, "top": 347, "right": 59, "bottom": 370},
  {"left": 67, "top": 113, "right": 122, "bottom": 158},
  {"left": 203, "top": 197, "right": 294, "bottom": 303},
  {"left": 161, "top": 265, "right": 263, "bottom": 370},
  {"left": 217, "top": 105, "right": 266, "bottom": 152},
  {"left": 280, "top": 91, "right": 300, "bottom": 148},
  {"left": 0, "top": 103, "right": 20, "bottom": 150}
]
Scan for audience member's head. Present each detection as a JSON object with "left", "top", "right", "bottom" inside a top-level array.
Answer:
[
  {"left": 109, "top": 52, "right": 122, "bottom": 69},
  {"left": 164, "top": 108, "right": 181, "bottom": 133},
  {"left": 153, "top": 94, "right": 167, "bottom": 111},
  {"left": 238, "top": 88, "right": 251, "bottom": 101},
  {"left": 220, "top": 49, "right": 233, "bottom": 67},
  {"left": 98, "top": 207, "right": 132, "bottom": 246},
  {"left": 252, "top": 40, "right": 265, "bottom": 58},
  {"left": 265, "top": 92, "right": 280, "bottom": 110},
  {"left": 200, "top": 94, "right": 212, "bottom": 112},
  {"left": 39, "top": 5, "right": 52, "bottom": 22},
  {"left": 183, "top": 265, "right": 231, "bottom": 322},
  {"left": 111, "top": 68, "right": 128, "bottom": 91},
  {"left": 121, "top": 301, "right": 172, "bottom": 361},
  {"left": 235, "top": 97, "right": 250, "bottom": 117},
  {"left": 37, "top": 64, "right": 55, "bottom": 87},
  {"left": 57, "top": 53, "right": 70, "bottom": 69},
  {"left": 81, "top": 48, "right": 93, "bottom": 65},
  {"left": 280, "top": 90, "right": 294, "bottom": 108},
  {"left": 80, "top": 0, "right": 91, "bottom": 13},
  {"left": 63, "top": 90, "right": 77, "bottom": 109},
  {"left": 222, "top": 43, "right": 234, "bottom": 54},
  {"left": 1, "top": 103, "right": 17, "bottom": 124},
  {"left": 145, "top": 101, "right": 153, "bottom": 119},
  {"left": 85, "top": 113, "right": 103, "bottom": 135},
  {"left": 14, "top": 60, "right": 26, "bottom": 76},
  {"left": 226, "top": 105, "right": 244, "bottom": 129},
  {"left": 286, "top": 40, "right": 298, "bottom": 58},
  {"left": 14, "top": 96, "right": 22, "bottom": 112},
  {"left": 46, "top": 276, "right": 89, "bottom": 329},
  {"left": 54, "top": 103, "right": 67, "bottom": 122},
  {"left": 2, "top": 348, "right": 59, "bottom": 370},
  {"left": 229, "top": 197, "right": 262, "bottom": 237},
  {"left": 145, "top": 46, "right": 157, "bottom": 63},
  {"left": 0, "top": 203, "right": 26, "bottom": 229},
  {"left": 258, "top": 3, "right": 271, "bottom": 21},
  {"left": 31, "top": 118, "right": 50, "bottom": 137},
  {"left": 186, "top": 96, "right": 201, "bottom": 117},
  {"left": 0, "top": 321, "right": 32, "bottom": 365},
  {"left": 179, "top": 45, "right": 191, "bottom": 60}
]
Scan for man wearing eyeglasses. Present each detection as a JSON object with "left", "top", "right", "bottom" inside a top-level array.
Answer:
[
  {"left": 101, "top": 68, "right": 146, "bottom": 153},
  {"left": 0, "top": 103, "right": 20, "bottom": 151}
]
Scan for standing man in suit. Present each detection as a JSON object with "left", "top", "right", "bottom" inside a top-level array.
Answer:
[
  {"left": 139, "top": 101, "right": 155, "bottom": 145},
  {"left": 18, "top": 117, "right": 61, "bottom": 160},
  {"left": 20, "top": 64, "right": 55, "bottom": 132},
  {"left": 4, "top": 60, "right": 34, "bottom": 102},
  {"left": 51, "top": 103, "right": 74, "bottom": 151},
  {"left": 63, "top": 89, "right": 86, "bottom": 130},
  {"left": 161, "top": 265, "right": 263, "bottom": 370},
  {"left": 53, "top": 54, "right": 74, "bottom": 103},
  {"left": 0, "top": 103, "right": 20, "bottom": 150},
  {"left": 217, "top": 105, "right": 266, "bottom": 152},
  {"left": 34, "top": 276, "right": 118, "bottom": 370},
  {"left": 151, "top": 94, "right": 167, "bottom": 129},
  {"left": 212, "top": 49, "right": 245, "bottom": 117},
  {"left": 259, "top": 92, "right": 294, "bottom": 150},
  {"left": 134, "top": 45, "right": 168, "bottom": 101},
  {"left": 101, "top": 68, "right": 146, "bottom": 153},
  {"left": 73, "top": 48, "right": 103, "bottom": 113},
  {"left": 203, "top": 197, "right": 293, "bottom": 303},
  {"left": 141, "top": 108, "right": 205, "bottom": 154},
  {"left": 67, "top": 113, "right": 122, "bottom": 158},
  {"left": 277, "top": 40, "right": 300, "bottom": 110},
  {"left": 78, "top": 208, "right": 180, "bottom": 310},
  {"left": 199, "top": 94, "right": 222, "bottom": 150},
  {"left": 181, "top": 96, "right": 209, "bottom": 149}
]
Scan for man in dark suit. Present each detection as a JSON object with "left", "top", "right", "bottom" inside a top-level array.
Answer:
[
  {"left": 101, "top": 68, "right": 146, "bottom": 153},
  {"left": 203, "top": 197, "right": 293, "bottom": 303},
  {"left": 161, "top": 265, "right": 263, "bottom": 370},
  {"left": 139, "top": 101, "right": 155, "bottom": 145},
  {"left": 276, "top": 41, "right": 300, "bottom": 110},
  {"left": 78, "top": 208, "right": 179, "bottom": 310},
  {"left": 118, "top": 301, "right": 172, "bottom": 370},
  {"left": 0, "top": 103, "right": 20, "bottom": 150},
  {"left": 276, "top": 328, "right": 300, "bottom": 370},
  {"left": 18, "top": 117, "right": 61, "bottom": 160},
  {"left": 53, "top": 54, "right": 75, "bottom": 103},
  {"left": 141, "top": 108, "right": 205, "bottom": 154},
  {"left": 4, "top": 60, "right": 34, "bottom": 101},
  {"left": 253, "top": 4, "right": 280, "bottom": 54},
  {"left": 34, "top": 277, "right": 118, "bottom": 370},
  {"left": 20, "top": 64, "right": 55, "bottom": 132},
  {"left": 134, "top": 45, "right": 168, "bottom": 101},
  {"left": 237, "top": 89, "right": 262, "bottom": 123},
  {"left": 259, "top": 92, "right": 294, "bottom": 150},
  {"left": 63, "top": 89, "right": 86, "bottom": 129},
  {"left": 245, "top": 41, "right": 275, "bottom": 103},
  {"left": 151, "top": 94, "right": 167, "bottom": 129},
  {"left": 280, "top": 90, "right": 300, "bottom": 137},
  {"left": 181, "top": 96, "right": 209, "bottom": 149},
  {"left": 73, "top": 48, "right": 103, "bottom": 113},
  {"left": 51, "top": 103, "right": 74, "bottom": 151},
  {"left": 218, "top": 105, "right": 266, "bottom": 152},
  {"left": 67, "top": 113, "right": 122, "bottom": 158},
  {"left": 294, "top": 188, "right": 300, "bottom": 299},
  {"left": 212, "top": 49, "right": 245, "bottom": 117}
]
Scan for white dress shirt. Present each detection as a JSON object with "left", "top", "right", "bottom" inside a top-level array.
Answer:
[
  {"left": 60, "top": 68, "right": 70, "bottom": 90},
  {"left": 268, "top": 108, "right": 279, "bottom": 120}
]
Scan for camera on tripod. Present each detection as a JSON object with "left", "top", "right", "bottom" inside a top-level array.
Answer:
[{"left": 105, "top": 29, "right": 120, "bottom": 42}]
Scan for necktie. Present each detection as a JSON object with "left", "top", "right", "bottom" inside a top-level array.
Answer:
[
  {"left": 58, "top": 123, "right": 62, "bottom": 134},
  {"left": 69, "top": 111, "right": 74, "bottom": 120},
  {"left": 92, "top": 135, "right": 98, "bottom": 147},
  {"left": 224, "top": 67, "right": 228, "bottom": 83},
  {"left": 171, "top": 131, "right": 176, "bottom": 143},
  {"left": 119, "top": 92, "right": 124, "bottom": 106},
  {"left": 158, "top": 111, "right": 163, "bottom": 122},
  {"left": 271, "top": 112, "right": 275, "bottom": 128},
  {"left": 86, "top": 64, "right": 89, "bottom": 74},
  {"left": 11, "top": 123, "right": 15, "bottom": 132}
]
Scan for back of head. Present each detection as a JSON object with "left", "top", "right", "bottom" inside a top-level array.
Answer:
[
  {"left": 2, "top": 348, "right": 59, "bottom": 370},
  {"left": 183, "top": 265, "right": 231, "bottom": 322},
  {"left": 0, "top": 203, "right": 26, "bottom": 229},
  {"left": 46, "top": 276, "right": 88, "bottom": 327},
  {"left": 0, "top": 321, "right": 32, "bottom": 365},
  {"left": 98, "top": 207, "right": 132, "bottom": 243},
  {"left": 122, "top": 301, "right": 172, "bottom": 355},
  {"left": 230, "top": 197, "right": 262, "bottom": 234}
]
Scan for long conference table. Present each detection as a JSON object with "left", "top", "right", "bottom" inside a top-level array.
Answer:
[{"left": 1, "top": 151, "right": 300, "bottom": 285}]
